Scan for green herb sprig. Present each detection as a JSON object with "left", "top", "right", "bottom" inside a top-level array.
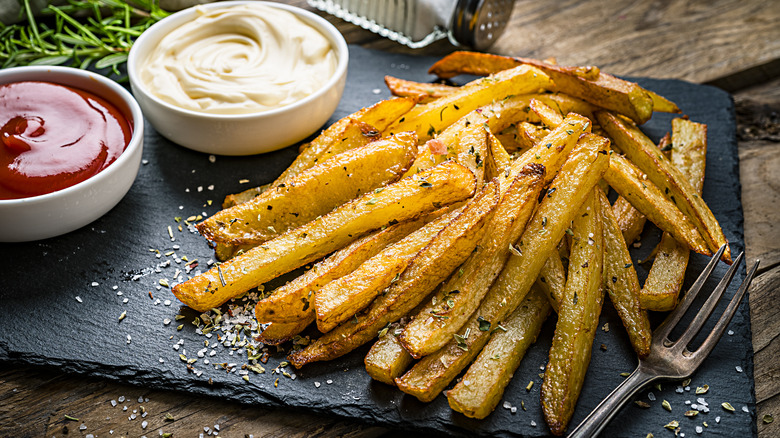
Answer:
[{"left": 0, "top": 0, "right": 168, "bottom": 75}]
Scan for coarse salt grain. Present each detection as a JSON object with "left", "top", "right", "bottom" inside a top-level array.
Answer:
[
  {"left": 91, "top": 282, "right": 99, "bottom": 287},
  {"left": 736, "top": 366, "right": 743, "bottom": 373},
  {"left": 648, "top": 392, "right": 656, "bottom": 401},
  {"left": 75, "top": 296, "right": 83, "bottom": 303},
  {"left": 696, "top": 426, "right": 703, "bottom": 434},
  {"left": 742, "top": 406, "right": 749, "bottom": 413}
]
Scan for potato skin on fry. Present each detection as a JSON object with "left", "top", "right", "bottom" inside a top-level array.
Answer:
[
  {"left": 173, "top": 161, "right": 477, "bottom": 312},
  {"left": 197, "top": 132, "right": 417, "bottom": 245},
  {"left": 428, "top": 51, "right": 654, "bottom": 124},
  {"left": 365, "top": 323, "right": 414, "bottom": 385},
  {"left": 287, "top": 181, "right": 499, "bottom": 368},
  {"left": 598, "top": 189, "right": 652, "bottom": 358},
  {"left": 541, "top": 189, "right": 605, "bottom": 436},
  {"left": 447, "top": 286, "right": 551, "bottom": 419}
]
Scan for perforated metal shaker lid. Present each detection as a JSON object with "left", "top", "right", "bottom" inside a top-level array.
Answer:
[{"left": 450, "top": 0, "right": 515, "bottom": 50}]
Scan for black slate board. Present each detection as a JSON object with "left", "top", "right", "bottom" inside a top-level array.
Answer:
[{"left": 0, "top": 46, "right": 755, "bottom": 437}]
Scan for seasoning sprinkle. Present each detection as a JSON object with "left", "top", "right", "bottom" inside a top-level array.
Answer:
[
  {"left": 722, "top": 402, "right": 735, "bottom": 412},
  {"left": 118, "top": 311, "right": 127, "bottom": 322},
  {"left": 664, "top": 420, "right": 679, "bottom": 430},
  {"left": 663, "top": 400, "right": 672, "bottom": 411}
]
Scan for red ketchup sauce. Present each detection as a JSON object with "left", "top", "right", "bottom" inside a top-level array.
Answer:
[{"left": 0, "top": 81, "right": 133, "bottom": 200}]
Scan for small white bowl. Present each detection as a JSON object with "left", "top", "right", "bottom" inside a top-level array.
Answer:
[
  {"left": 0, "top": 66, "right": 144, "bottom": 242},
  {"left": 127, "top": 1, "right": 349, "bottom": 156}
]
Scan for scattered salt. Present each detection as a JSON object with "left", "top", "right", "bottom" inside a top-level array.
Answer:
[
  {"left": 736, "top": 366, "right": 743, "bottom": 373},
  {"left": 75, "top": 296, "right": 83, "bottom": 303}
]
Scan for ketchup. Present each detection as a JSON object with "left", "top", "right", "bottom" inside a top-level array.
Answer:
[{"left": 0, "top": 81, "right": 132, "bottom": 200}]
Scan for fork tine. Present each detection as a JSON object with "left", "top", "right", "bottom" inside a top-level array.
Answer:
[
  {"left": 689, "top": 259, "right": 760, "bottom": 367},
  {"left": 673, "top": 251, "right": 744, "bottom": 350},
  {"left": 654, "top": 244, "right": 727, "bottom": 341}
]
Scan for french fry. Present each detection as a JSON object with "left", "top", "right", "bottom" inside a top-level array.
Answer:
[
  {"left": 254, "top": 218, "right": 431, "bottom": 326},
  {"left": 597, "top": 189, "right": 652, "bottom": 358},
  {"left": 172, "top": 161, "right": 477, "bottom": 312},
  {"left": 198, "top": 132, "right": 418, "bottom": 245},
  {"left": 428, "top": 51, "right": 654, "bottom": 124},
  {"left": 612, "top": 196, "right": 647, "bottom": 244},
  {"left": 275, "top": 96, "right": 418, "bottom": 186},
  {"left": 447, "top": 286, "right": 551, "bottom": 419},
  {"left": 394, "top": 134, "right": 610, "bottom": 402},
  {"left": 384, "top": 64, "right": 551, "bottom": 142},
  {"left": 365, "top": 322, "right": 414, "bottom": 385},
  {"left": 485, "top": 130, "right": 512, "bottom": 180},
  {"left": 257, "top": 320, "right": 310, "bottom": 345},
  {"left": 288, "top": 180, "right": 499, "bottom": 368},
  {"left": 384, "top": 75, "right": 457, "bottom": 102},
  {"left": 604, "top": 152, "right": 710, "bottom": 255},
  {"left": 313, "top": 206, "right": 463, "bottom": 333},
  {"left": 399, "top": 165, "right": 545, "bottom": 358},
  {"left": 536, "top": 250, "right": 567, "bottom": 312},
  {"left": 541, "top": 189, "right": 605, "bottom": 436},
  {"left": 596, "top": 110, "right": 729, "bottom": 262},
  {"left": 530, "top": 97, "right": 565, "bottom": 127},
  {"left": 642, "top": 118, "right": 707, "bottom": 310}
]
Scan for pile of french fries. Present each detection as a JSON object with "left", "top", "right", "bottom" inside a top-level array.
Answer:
[{"left": 172, "top": 51, "right": 728, "bottom": 435}]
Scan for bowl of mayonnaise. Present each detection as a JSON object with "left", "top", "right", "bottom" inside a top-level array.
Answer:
[{"left": 128, "top": 1, "right": 348, "bottom": 156}]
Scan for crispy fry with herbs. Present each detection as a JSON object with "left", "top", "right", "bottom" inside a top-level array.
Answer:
[
  {"left": 447, "top": 286, "right": 551, "bottom": 419},
  {"left": 597, "top": 189, "right": 652, "bottom": 357},
  {"left": 199, "top": 133, "right": 418, "bottom": 245},
  {"left": 173, "top": 161, "right": 476, "bottom": 312},
  {"left": 541, "top": 189, "right": 605, "bottom": 436}
]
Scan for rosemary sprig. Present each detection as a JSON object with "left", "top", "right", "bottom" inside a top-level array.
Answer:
[{"left": 0, "top": 0, "right": 168, "bottom": 76}]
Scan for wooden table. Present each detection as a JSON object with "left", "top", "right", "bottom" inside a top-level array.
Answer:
[{"left": 2, "top": 0, "right": 779, "bottom": 436}]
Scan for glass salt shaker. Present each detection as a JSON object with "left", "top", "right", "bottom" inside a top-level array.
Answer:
[{"left": 307, "top": 0, "right": 516, "bottom": 50}]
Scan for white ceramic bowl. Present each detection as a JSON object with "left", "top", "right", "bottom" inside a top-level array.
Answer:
[
  {"left": 127, "top": 1, "right": 349, "bottom": 156},
  {"left": 0, "top": 66, "right": 144, "bottom": 242}
]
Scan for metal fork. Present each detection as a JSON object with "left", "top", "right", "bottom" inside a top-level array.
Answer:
[{"left": 568, "top": 244, "right": 760, "bottom": 438}]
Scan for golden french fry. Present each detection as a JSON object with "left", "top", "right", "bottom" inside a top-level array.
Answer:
[
  {"left": 254, "top": 218, "right": 430, "bottom": 325},
  {"left": 447, "top": 286, "right": 551, "bottom": 419},
  {"left": 173, "top": 161, "right": 477, "bottom": 312},
  {"left": 541, "top": 189, "right": 605, "bottom": 436},
  {"left": 385, "top": 65, "right": 551, "bottom": 142},
  {"left": 604, "top": 152, "right": 710, "bottom": 255},
  {"left": 399, "top": 164, "right": 545, "bottom": 358},
  {"left": 428, "top": 51, "right": 653, "bottom": 124},
  {"left": 275, "top": 96, "right": 418, "bottom": 185},
  {"left": 288, "top": 180, "right": 499, "bottom": 368},
  {"left": 394, "top": 134, "right": 610, "bottom": 402},
  {"left": 646, "top": 89, "right": 681, "bottom": 114},
  {"left": 597, "top": 189, "right": 652, "bottom": 358},
  {"left": 256, "top": 320, "right": 311, "bottom": 345},
  {"left": 642, "top": 118, "right": 707, "bottom": 310},
  {"left": 530, "top": 98, "right": 565, "bottom": 127},
  {"left": 612, "top": 196, "right": 647, "bottom": 244},
  {"left": 536, "top": 250, "right": 567, "bottom": 312},
  {"left": 313, "top": 207, "right": 460, "bottom": 333},
  {"left": 384, "top": 75, "right": 457, "bottom": 102},
  {"left": 198, "top": 132, "right": 418, "bottom": 245},
  {"left": 365, "top": 322, "right": 414, "bottom": 385},
  {"left": 597, "top": 111, "right": 729, "bottom": 262},
  {"left": 485, "top": 129, "right": 512, "bottom": 180}
]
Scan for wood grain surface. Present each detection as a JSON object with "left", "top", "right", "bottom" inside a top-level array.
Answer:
[{"left": 1, "top": 1, "right": 779, "bottom": 437}]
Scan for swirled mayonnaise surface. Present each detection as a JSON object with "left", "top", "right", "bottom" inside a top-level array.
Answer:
[{"left": 140, "top": 4, "right": 338, "bottom": 114}]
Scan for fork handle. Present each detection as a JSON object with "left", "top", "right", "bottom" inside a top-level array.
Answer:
[{"left": 567, "top": 368, "right": 656, "bottom": 438}]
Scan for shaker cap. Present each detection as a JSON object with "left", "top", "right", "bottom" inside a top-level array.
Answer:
[{"left": 450, "top": 0, "right": 515, "bottom": 50}]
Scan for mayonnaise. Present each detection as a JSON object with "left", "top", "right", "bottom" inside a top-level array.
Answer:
[{"left": 140, "top": 4, "right": 338, "bottom": 115}]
